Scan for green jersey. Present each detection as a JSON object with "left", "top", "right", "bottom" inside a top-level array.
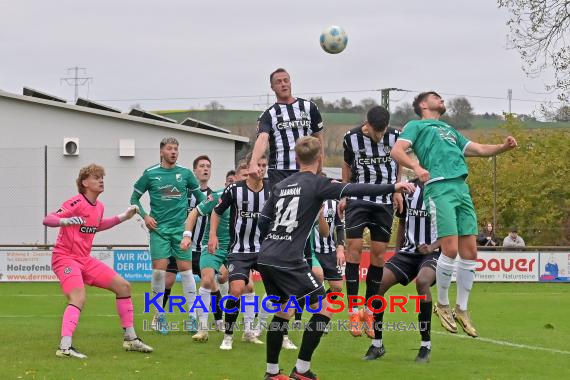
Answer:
[
  {"left": 197, "top": 190, "right": 231, "bottom": 251},
  {"left": 131, "top": 164, "right": 204, "bottom": 228},
  {"left": 399, "top": 119, "right": 471, "bottom": 183}
]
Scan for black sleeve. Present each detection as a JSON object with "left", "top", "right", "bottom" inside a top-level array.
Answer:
[
  {"left": 258, "top": 192, "right": 277, "bottom": 240},
  {"left": 316, "top": 177, "right": 396, "bottom": 201},
  {"left": 343, "top": 133, "right": 354, "bottom": 166},
  {"left": 257, "top": 110, "right": 272, "bottom": 135},
  {"left": 395, "top": 194, "right": 408, "bottom": 219},
  {"left": 310, "top": 103, "right": 323, "bottom": 134},
  {"left": 214, "top": 184, "right": 234, "bottom": 216}
]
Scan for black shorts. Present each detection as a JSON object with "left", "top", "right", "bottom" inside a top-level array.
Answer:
[
  {"left": 166, "top": 256, "right": 178, "bottom": 274},
  {"left": 192, "top": 250, "right": 201, "bottom": 278},
  {"left": 267, "top": 169, "right": 297, "bottom": 191},
  {"left": 385, "top": 253, "right": 439, "bottom": 286},
  {"left": 258, "top": 263, "right": 325, "bottom": 305},
  {"left": 227, "top": 253, "right": 257, "bottom": 284},
  {"left": 345, "top": 199, "right": 394, "bottom": 242},
  {"left": 315, "top": 252, "right": 343, "bottom": 281}
]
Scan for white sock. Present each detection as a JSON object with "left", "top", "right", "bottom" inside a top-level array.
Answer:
[
  {"left": 295, "top": 359, "right": 310, "bottom": 374},
  {"left": 421, "top": 340, "right": 431, "bottom": 349},
  {"left": 60, "top": 336, "right": 72, "bottom": 350},
  {"left": 219, "top": 280, "right": 229, "bottom": 297},
  {"left": 179, "top": 270, "right": 197, "bottom": 319},
  {"left": 197, "top": 287, "right": 211, "bottom": 329},
  {"left": 436, "top": 254, "right": 456, "bottom": 305},
  {"left": 243, "top": 292, "right": 256, "bottom": 332},
  {"left": 372, "top": 339, "right": 383, "bottom": 348},
  {"left": 124, "top": 327, "right": 136, "bottom": 340},
  {"left": 456, "top": 258, "right": 476, "bottom": 310},
  {"left": 258, "top": 293, "right": 270, "bottom": 325},
  {"left": 151, "top": 269, "right": 166, "bottom": 314},
  {"left": 266, "top": 363, "right": 279, "bottom": 375}
]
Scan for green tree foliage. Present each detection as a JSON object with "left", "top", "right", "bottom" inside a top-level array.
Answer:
[
  {"left": 446, "top": 97, "right": 475, "bottom": 129},
  {"left": 309, "top": 97, "right": 379, "bottom": 113},
  {"left": 467, "top": 114, "right": 570, "bottom": 245},
  {"left": 390, "top": 102, "right": 416, "bottom": 127}
]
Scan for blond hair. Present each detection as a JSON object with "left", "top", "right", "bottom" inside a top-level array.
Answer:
[
  {"left": 295, "top": 136, "right": 321, "bottom": 165},
  {"left": 76, "top": 164, "right": 105, "bottom": 194}
]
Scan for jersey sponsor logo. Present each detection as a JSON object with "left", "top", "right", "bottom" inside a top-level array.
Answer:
[
  {"left": 383, "top": 146, "right": 392, "bottom": 154},
  {"left": 64, "top": 267, "right": 72, "bottom": 274},
  {"left": 240, "top": 210, "right": 260, "bottom": 219},
  {"left": 279, "top": 187, "right": 301, "bottom": 197},
  {"left": 159, "top": 185, "right": 182, "bottom": 199},
  {"left": 433, "top": 126, "right": 458, "bottom": 144},
  {"left": 477, "top": 258, "right": 536, "bottom": 272},
  {"left": 152, "top": 176, "right": 161, "bottom": 181},
  {"left": 80, "top": 226, "right": 97, "bottom": 234},
  {"left": 324, "top": 216, "right": 334, "bottom": 223},
  {"left": 266, "top": 232, "right": 292, "bottom": 241},
  {"left": 276, "top": 120, "right": 311, "bottom": 130},
  {"left": 300, "top": 111, "right": 309, "bottom": 118},
  {"left": 356, "top": 156, "right": 392, "bottom": 165},
  {"left": 176, "top": 174, "right": 182, "bottom": 182},
  {"left": 407, "top": 209, "right": 428, "bottom": 217}
]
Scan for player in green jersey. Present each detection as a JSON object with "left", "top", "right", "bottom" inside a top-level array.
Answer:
[
  {"left": 390, "top": 92, "right": 517, "bottom": 337},
  {"left": 181, "top": 166, "right": 248, "bottom": 342},
  {"left": 130, "top": 137, "right": 205, "bottom": 334}
]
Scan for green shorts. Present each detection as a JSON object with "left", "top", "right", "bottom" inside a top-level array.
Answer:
[
  {"left": 199, "top": 247, "right": 228, "bottom": 272},
  {"left": 149, "top": 227, "right": 190, "bottom": 261},
  {"left": 424, "top": 177, "right": 478, "bottom": 238}
]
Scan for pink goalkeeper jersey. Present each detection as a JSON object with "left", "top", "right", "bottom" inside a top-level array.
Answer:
[{"left": 52, "top": 194, "right": 105, "bottom": 258}]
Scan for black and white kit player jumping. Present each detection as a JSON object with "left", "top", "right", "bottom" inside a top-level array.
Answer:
[{"left": 258, "top": 136, "right": 415, "bottom": 380}]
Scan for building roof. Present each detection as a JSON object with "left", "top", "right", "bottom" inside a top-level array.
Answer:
[{"left": 0, "top": 89, "right": 249, "bottom": 143}]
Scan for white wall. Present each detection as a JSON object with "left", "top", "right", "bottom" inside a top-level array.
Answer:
[{"left": 0, "top": 96, "right": 241, "bottom": 245}]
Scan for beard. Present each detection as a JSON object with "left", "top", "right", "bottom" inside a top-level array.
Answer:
[{"left": 436, "top": 104, "right": 446, "bottom": 115}]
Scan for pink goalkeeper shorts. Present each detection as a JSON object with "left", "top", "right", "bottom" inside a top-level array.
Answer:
[{"left": 52, "top": 255, "right": 117, "bottom": 294}]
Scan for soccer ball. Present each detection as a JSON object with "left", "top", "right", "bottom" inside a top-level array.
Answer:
[{"left": 319, "top": 25, "right": 348, "bottom": 54}]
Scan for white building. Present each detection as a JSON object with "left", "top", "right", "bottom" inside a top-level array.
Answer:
[{"left": 0, "top": 88, "right": 249, "bottom": 245}]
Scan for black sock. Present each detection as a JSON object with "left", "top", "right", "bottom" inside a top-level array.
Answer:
[
  {"left": 211, "top": 290, "right": 223, "bottom": 321},
  {"left": 224, "top": 298, "right": 240, "bottom": 335},
  {"left": 326, "top": 289, "right": 338, "bottom": 300},
  {"left": 345, "top": 262, "right": 360, "bottom": 298},
  {"left": 419, "top": 300, "right": 432, "bottom": 342},
  {"left": 295, "top": 297, "right": 306, "bottom": 322},
  {"left": 372, "top": 298, "right": 385, "bottom": 340},
  {"left": 162, "top": 288, "right": 172, "bottom": 308},
  {"left": 267, "top": 316, "right": 289, "bottom": 365},
  {"left": 365, "top": 265, "right": 383, "bottom": 302},
  {"left": 298, "top": 314, "right": 331, "bottom": 362}
]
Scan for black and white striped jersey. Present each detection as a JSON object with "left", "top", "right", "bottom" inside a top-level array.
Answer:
[
  {"left": 188, "top": 187, "right": 212, "bottom": 252},
  {"left": 257, "top": 98, "right": 323, "bottom": 171},
  {"left": 343, "top": 125, "right": 399, "bottom": 204},
  {"left": 396, "top": 182, "right": 438, "bottom": 255},
  {"left": 214, "top": 180, "right": 270, "bottom": 254},
  {"left": 314, "top": 199, "right": 343, "bottom": 255}
]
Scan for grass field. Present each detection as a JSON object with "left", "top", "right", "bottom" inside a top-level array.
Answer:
[{"left": 1, "top": 282, "right": 569, "bottom": 380}]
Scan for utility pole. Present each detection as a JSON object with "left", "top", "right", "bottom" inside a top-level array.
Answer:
[
  {"left": 61, "top": 66, "right": 93, "bottom": 102},
  {"left": 507, "top": 89, "right": 512, "bottom": 114},
  {"left": 380, "top": 88, "right": 406, "bottom": 112}
]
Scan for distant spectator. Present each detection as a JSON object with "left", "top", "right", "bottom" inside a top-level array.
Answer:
[
  {"left": 476, "top": 222, "right": 498, "bottom": 247},
  {"left": 503, "top": 227, "right": 525, "bottom": 248},
  {"left": 544, "top": 254, "right": 559, "bottom": 278}
]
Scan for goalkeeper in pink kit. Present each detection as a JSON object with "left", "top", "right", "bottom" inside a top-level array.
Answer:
[{"left": 43, "top": 164, "right": 153, "bottom": 358}]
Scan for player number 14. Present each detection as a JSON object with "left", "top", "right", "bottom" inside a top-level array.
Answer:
[{"left": 272, "top": 196, "right": 300, "bottom": 234}]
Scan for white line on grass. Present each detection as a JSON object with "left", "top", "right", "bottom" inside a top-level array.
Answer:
[{"left": 433, "top": 331, "right": 570, "bottom": 355}]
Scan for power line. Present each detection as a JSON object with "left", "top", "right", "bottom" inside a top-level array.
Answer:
[{"left": 61, "top": 67, "right": 93, "bottom": 102}]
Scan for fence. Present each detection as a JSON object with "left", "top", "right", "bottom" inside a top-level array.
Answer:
[{"left": 1, "top": 246, "right": 568, "bottom": 283}]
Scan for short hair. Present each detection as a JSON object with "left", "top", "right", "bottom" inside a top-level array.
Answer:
[
  {"left": 270, "top": 68, "right": 288, "bottom": 85},
  {"left": 412, "top": 91, "right": 441, "bottom": 117},
  {"left": 225, "top": 170, "right": 236, "bottom": 178},
  {"left": 366, "top": 106, "right": 390, "bottom": 131},
  {"left": 160, "top": 137, "right": 179, "bottom": 149},
  {"left": 509, "top": 226, "right": 518, "bottom": 233},
  {"left": 192, "top": 155, "right": 211, "bottom": 169},
  {"left": 245, "top": 151, "right": 267, "bottom": 165},
  {"left": 295, "top": 136, "right": 321, "bottom": 165},
  {"left": 76, "top": 164, "right": 105, "bottom": 194},
  {"left": 236, "top": 161, "right": 249, "bottom": 173}
]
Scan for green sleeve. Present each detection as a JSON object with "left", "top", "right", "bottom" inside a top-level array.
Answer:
[
  {"left": 399, "top": 121, "right": 419, "bottom": 146},
  {"left": 197, "top": 192, "right": 220, "bottom": 216},
  {"left": 455, "top": 130, "right": 471, "bottom": 154},
  {"left": 131, "top": 173, "right": 149, "bottom": 217},
  {"left": 186, "top": 169, "right": 205, "bottom": 203}
]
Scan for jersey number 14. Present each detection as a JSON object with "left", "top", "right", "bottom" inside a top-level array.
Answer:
[{"left": 272, "top": 197, "right": 300, "bottom": 234}]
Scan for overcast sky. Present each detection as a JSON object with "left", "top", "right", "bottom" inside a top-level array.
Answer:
[{"left": 0, "top": 0, "right": 561, "bottom": 116}]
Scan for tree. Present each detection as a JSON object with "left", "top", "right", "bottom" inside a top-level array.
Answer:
[
  {"left": 447, "top": 97, "right": 474, "bottom": 129},
  {"left": 359, "top": 97, "right": 379, "bottom": 111},
  {"left": 555, "top": 105, "right": 570, "bottom": 121},
  {"left": 390, "top": 102, "right": 416, "bottom": 127},
  {"left": 204, "top": 100, "right": 225, "bottom": 111},
  {"left": 499, "top": 0, "right": 570, "bottom": 102},
  {"left": 309, "top": 97, "right": 326, "bottom": 111}
]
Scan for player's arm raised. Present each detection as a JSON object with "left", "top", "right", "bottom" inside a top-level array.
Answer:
[
  {"left": 318, "top": 206, "right": 330, "bottom": 236},
  {"left": 43, "top": 199, "right": 85, "bottom": 227},
  {"left": 464, "top": 136, "right": 517, "bottom": 157},
  {"left": 98, "top": 205, "right": 140, "bottom": 232},
  {"left": 391, "top": 140, "right": 430, "bottom": 183}
]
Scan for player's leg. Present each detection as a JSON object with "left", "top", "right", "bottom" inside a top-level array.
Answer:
[
  {"left": 163, "top": 257, "right": 178, "bottom": 308},
  {"left": 363, "top": 266, "right": 398, "bottom": 360},
  {"left": 53, "top": 258, "right": 87, "bottom": 358},
  {"left": 363, "top": 238, "right": 388, "bottom": 338},
  {"left": 221, "top": 276, "right": 245, "bottom": 350},
  {"left": 242, "top": 275, "right": 261, "bottom": 342},
  {"left": 213, "top": 264, "right": 228, "bottom": 328},
  {"left": 176, "top": 258, "right": 198, "bottom": 332},
  {"left": 414, "top": 259, "right": 437, "bottom": 363},
  {"left": 194, "top": 249, "right": 224, "bottom": 341},
  {"left": 149, "top": 229, "right": 171, "bottom": 334}
]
